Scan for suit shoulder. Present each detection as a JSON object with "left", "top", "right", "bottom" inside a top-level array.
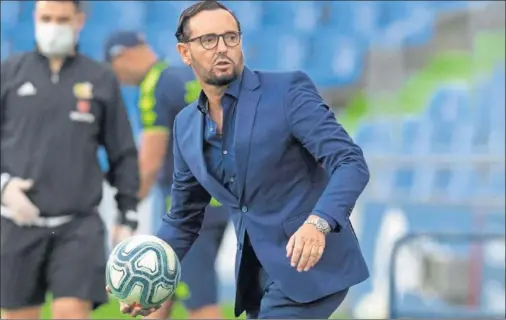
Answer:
[
  {"left": 254, "top": 69, "right": 311, "bottom": 87},
  {"left": 173, "top": 100, "right": 198, "bottom": 127},
  {"left": 176, "top": 100, "right": 199, "bottom": 119}
]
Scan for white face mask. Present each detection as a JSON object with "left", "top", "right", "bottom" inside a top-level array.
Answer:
[{"left": 35, "top": 23, "right": 76, "bottom": 58}]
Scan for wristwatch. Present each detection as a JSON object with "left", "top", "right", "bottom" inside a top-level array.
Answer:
[{"left": 304, "top": 216, "right": 332, "bottom": 234}]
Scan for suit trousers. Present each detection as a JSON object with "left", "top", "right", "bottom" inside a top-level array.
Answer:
[{"left": 240, "top": 234, "right": 348, "bottom": 319}]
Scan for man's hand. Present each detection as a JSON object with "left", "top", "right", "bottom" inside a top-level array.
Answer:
[
  {"left": 1, "top": 178, "right": 40, "bottom": 226},
  {"left": 286, "top": 215, "right": 326, "bottom": 272},
  {"left": 112, "top": 210, "right": 138, "bottom": 246},
  {"left": 106, "top": 285, "right": 160, "bottom": 317},
  {"left": 111, "top": 225, "right": 134, "bottom": 247}
]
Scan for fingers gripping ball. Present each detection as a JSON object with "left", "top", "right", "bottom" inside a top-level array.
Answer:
[{"left": 106, "top": 235, "right": 181, "bottom": 308}]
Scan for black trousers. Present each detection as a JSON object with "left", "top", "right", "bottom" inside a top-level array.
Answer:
[{"left": 0, "top": 213, "right": 108, "bottom": 310}]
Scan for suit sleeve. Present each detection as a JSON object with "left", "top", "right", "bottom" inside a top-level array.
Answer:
[
  {"left": 99, "top": 72, "right": 139, "bottom": 213},
  {"left": 285, "top": 71, "right": 370, "bottom": 232},
  {"left": 156, "top": 119, "right": 211, "bottom": 261}
]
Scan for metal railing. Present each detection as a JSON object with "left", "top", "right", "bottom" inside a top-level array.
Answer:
[{"left": 388, "top": 232, "right": 506, "bottom": 319}]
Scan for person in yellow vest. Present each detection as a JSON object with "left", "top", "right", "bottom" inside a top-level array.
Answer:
[{"left": 104, "top": 31, "right": 229, "bottom": 319}]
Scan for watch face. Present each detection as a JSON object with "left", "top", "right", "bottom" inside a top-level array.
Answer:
[{"left": 317, "top": 218, "right": 330, "bottom": 232}]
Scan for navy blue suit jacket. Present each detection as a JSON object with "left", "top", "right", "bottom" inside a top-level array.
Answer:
[{"left": 157, "top": 67, "right": 370, "bottom": 309}]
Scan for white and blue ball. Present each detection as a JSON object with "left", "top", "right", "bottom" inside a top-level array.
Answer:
[{"left": 106, "top": 235, "right": 181, "bottom": 308}]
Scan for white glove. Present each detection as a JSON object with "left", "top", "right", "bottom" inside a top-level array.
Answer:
[{"left": 1, "top": 177, "right": 40, "bottom": 226}]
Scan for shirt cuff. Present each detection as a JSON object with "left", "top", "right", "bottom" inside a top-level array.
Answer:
[{"left": 312, "top": 210, "right": 338, "bottom": 231}]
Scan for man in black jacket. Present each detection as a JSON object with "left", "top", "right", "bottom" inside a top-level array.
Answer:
[{"left": 0, "top": 1, "right": 139, "bottom": 318}]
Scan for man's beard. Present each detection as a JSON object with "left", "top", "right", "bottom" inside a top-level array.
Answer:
[
  {"left": 204, "top": 69, "right": 238, "bottom": 86},
  {"left": 192, "top": 54, "right": 241, "bottom": 87}
]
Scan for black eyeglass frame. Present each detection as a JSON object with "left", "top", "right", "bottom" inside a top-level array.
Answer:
[{"left": 182, "top": 31, "right": 243, "bottom": 50}]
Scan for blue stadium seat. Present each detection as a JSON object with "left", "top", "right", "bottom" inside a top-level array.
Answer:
[
  {"left": 243, "top": 30, "right": 309, "bottom": 72},
  {"left": 465, "top": 165, "right": 505, "bottom": 198},
  {"left": 489, "top": 67, "right": 506, "bottom": 127},
  {"left": 80, "top": 24, "right": 114, "bottom": 61},
  {"left": 488, "top": 129, "right": 506, "bottom": 156},
  {"left": 144, "top": 23, "right": 181, "bottom": 65},
  {"left": 428, "top": 120, "right": 473, "bottom": 154},
  {"left": 355, "top": 120, "right": 397, "bottom": 200},
  {"left": 226, "top": 1, "right": 262, "bottom": 32},
  {"left": 354, "top": 119, "right": 396, "bottom": 154},
  {"left": 317, "top": 2, "right": 382, "bottom": 45},
  {"left": 87, "top": 1, "right": 147, "bottom": 31},
  {"left": 1, "top": 0, "right": 20, "bottom": 32},
  {"left": 393, "top": 166, "right": 416, "bottom": 196},
  {"left": 447, "top": 164, "right": 472, "bottom": 200},
  {"left": 488, "top": 166, "right": 506, "bottom": 198},
  {"left": 321, "top": 2, "right": 356, "bottom": 30},
  {"left": 261, "top": 2, "right": 323, "bottom": 33},
  {"left": 430, "top": 1, "right": 470, "bottom": 12},
  {"left": 377, "top": 1, "right": 412, "bottom": 27},
  {"left": 471, "top": 83, "right": 494, "bottom": 154},
  {"left": 424, "top": 84, "right": 473, "bottom": 153},
  {"left": 472, "top": 70, "right": 505, "bottom": 155},
  {"left": 9, "top": 20, "right": 35, "bottom": 53},
  {"left": 398, "top": 117, "right": 430, "bottom": 155},
  {"left": 17, "top": 0, "right": 34, "bottom": 22},
  {"left": 145, "top": 1, "right": 187, "bottom": 30},
  {"left": 432, "top": 167, "right": 454, "bottom": 196},
  {"left": 304, "top": 29, "right": 365, "bottom": 86},
  {"left": 348, "top": 1, "right": 382, "bottom": 44},
  {"left": 372, "top": 1, "right": 434, "bottom": 47}
]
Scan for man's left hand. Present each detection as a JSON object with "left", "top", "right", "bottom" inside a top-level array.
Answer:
[
  {"left": 111, "top": 225, "right": 134, "bottom": 247},
  {"left": 286, "top": 215, "right": 326, "bottom": 272},
  {"left": 112, "top": 210, "right": 139, "bottom": 247}
]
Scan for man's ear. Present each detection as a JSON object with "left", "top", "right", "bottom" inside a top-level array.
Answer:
[{"left": 176, "top": 43, "right": 191, "bottom": 66}]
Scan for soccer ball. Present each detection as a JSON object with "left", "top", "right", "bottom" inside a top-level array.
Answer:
[{"left": 106, "top": 235, "right": 181, "bottom": 308}]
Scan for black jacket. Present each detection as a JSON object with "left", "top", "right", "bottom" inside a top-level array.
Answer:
[{"left": 0, "top": 51, "right": 139, "bottom": 217}]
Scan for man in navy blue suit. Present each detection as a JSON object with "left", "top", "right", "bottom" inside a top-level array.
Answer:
[
  {"left": 114, "top": 1, "right": 370, "bottom": 318},
  {"left": 103, "top": 30, "right": 228, "bottom": 319}
]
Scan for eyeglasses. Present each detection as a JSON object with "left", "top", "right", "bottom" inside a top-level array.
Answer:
[{"left": 184, "top": 31, "right": 242, "bottom": 50}]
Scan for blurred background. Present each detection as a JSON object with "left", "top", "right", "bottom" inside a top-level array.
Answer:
[{"left": 1, "top": 1, "right": 505, "bottom": 319}]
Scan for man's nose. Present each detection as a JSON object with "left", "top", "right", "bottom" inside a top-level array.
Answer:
[{"left": 216, "top": 36, "right": 228, "bottom": 53}]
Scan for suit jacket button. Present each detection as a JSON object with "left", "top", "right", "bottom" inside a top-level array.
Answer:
[{"left": 241, "top": 206, "right": 248, "bottom": 213}]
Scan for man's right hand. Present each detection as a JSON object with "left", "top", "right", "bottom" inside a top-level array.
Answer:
[
  {"left": 1, "top": 178, "right": 40, "bottom": 226},
  {"left": 105, "top": 286, "right": 160, "bottom": 317}
]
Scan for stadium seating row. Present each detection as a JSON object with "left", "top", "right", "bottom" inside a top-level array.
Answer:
[
  {"left": 0, "top": 1, "right": 476, "bottom": 86},
  {"left": 357, "top": 65, "right": 505, "bottom": 201}
]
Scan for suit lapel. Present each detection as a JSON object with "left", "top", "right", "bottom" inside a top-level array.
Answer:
[
  {"left": 234, "top": 67, "right": 261, "bottom": 200},
  {"left": 191, "top": 111, "right": 238, "bottom": 204},
  {"left": 190, "top": 113, "right": 206, "bottom": 179}
]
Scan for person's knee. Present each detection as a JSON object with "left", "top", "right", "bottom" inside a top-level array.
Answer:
[
  {"left": 52, "top": 297, "right": 92, "bottom": 319},
  {"left": 187, "top": 304, "right": 223, "bottom": 319},
  {"left": 1, "top": 306, "right": 42, "bottom": 319}
]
